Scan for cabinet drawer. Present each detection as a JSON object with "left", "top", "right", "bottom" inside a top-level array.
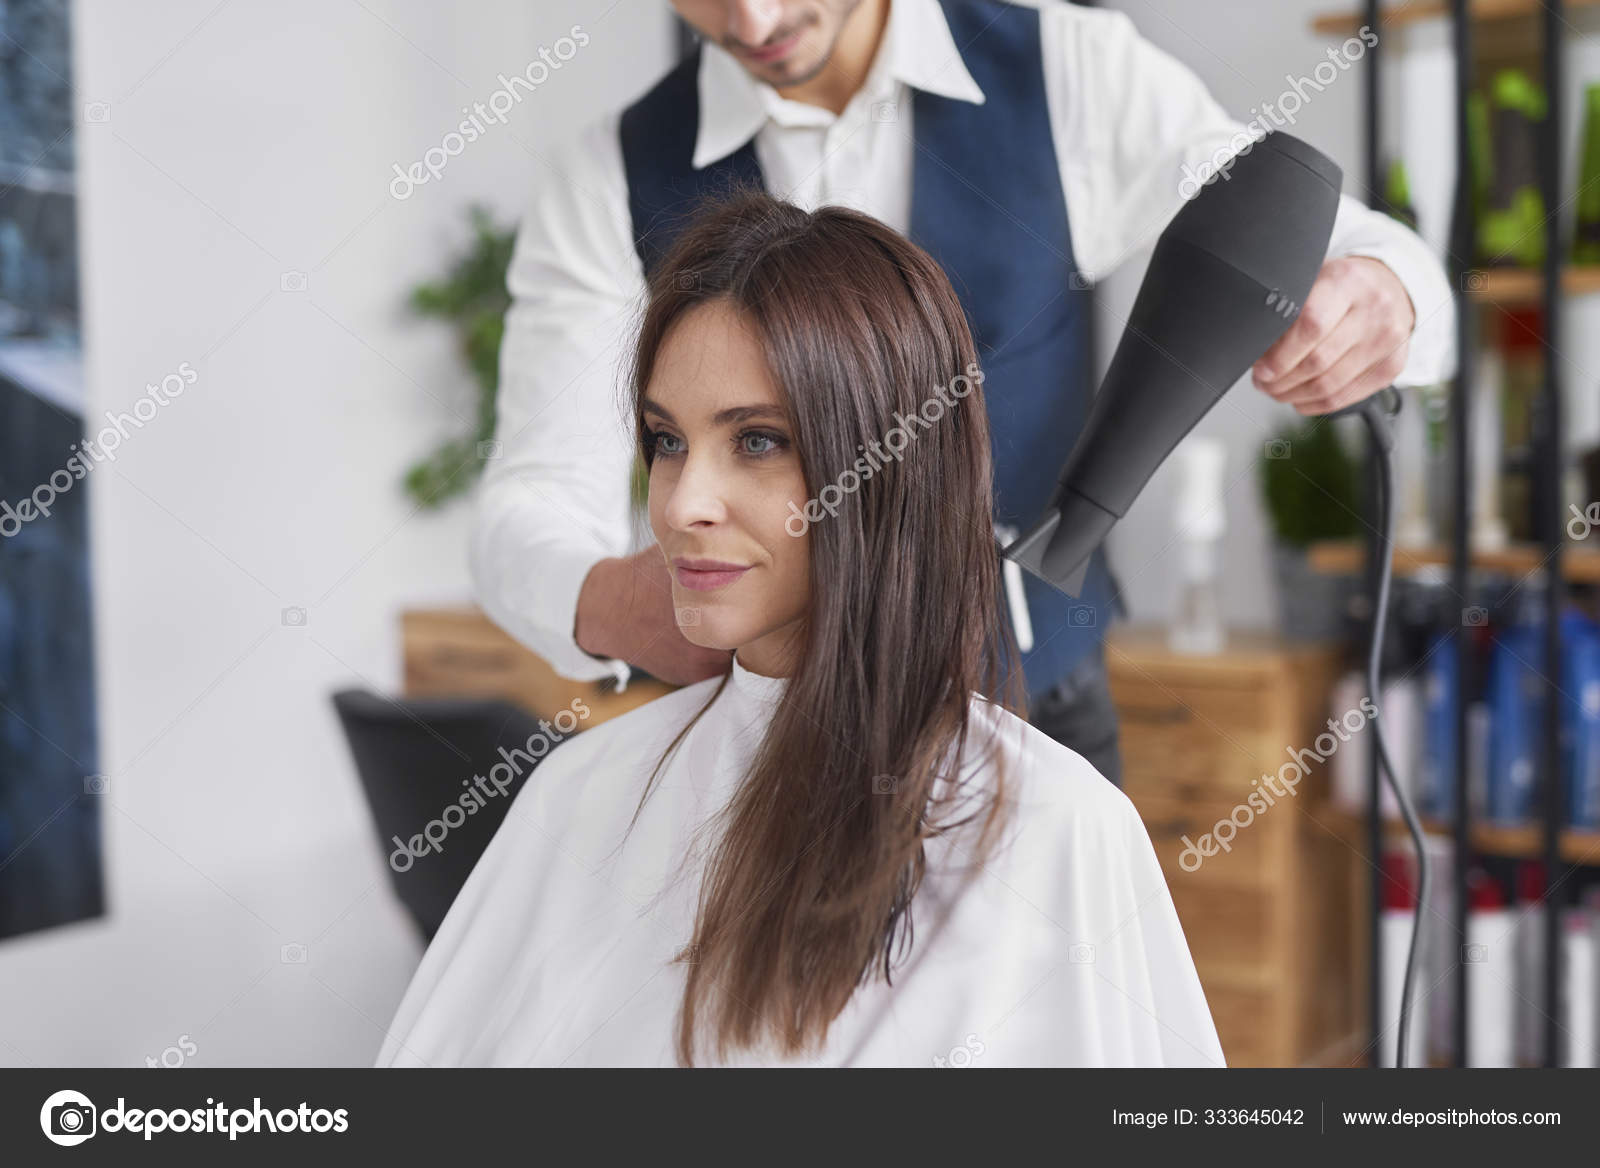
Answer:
[
  {"left": 1133, "top": 791, "right": 1281, "bottom": 889},
  {"left": 1204, "top": 981, "right": 1285, "bottom": 1067},
  {"left": 1168, "top": 881, "right": 1275, "bottom": 974},
  {"left": 1110, "top": 676, "right": 1280, "bottom": 802},
  {"left": 1134, "top": 790, "right": 1285, "bottom": 985}
]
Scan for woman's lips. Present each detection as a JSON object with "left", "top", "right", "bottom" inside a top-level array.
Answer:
[{"left": 675, "top": 562, "right": 752, "bottom": 591}]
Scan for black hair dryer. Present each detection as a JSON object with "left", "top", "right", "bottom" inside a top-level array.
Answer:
[{"left": 1003, "top": 131, "right": 1344, "bottom": 596}]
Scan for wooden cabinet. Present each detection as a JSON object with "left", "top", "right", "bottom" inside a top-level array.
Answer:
[
  {"left": 401, "top": 607, "right": 675, "bottom": 725},
  {"left": 1105, "top": 625, "right": 1364, "bottom": 1066}
]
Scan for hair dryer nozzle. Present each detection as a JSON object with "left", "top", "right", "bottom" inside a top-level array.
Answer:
[
  {"left": 1001, "top": 487, "right": 1117, "bottom": 598},
  {"left": 1000, "top": 131, "right": 1343, "bottom": 604}
]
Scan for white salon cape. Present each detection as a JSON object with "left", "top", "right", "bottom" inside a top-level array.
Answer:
[{"left": 375, "top": 653, "right": 1225, "bottom": 1068}]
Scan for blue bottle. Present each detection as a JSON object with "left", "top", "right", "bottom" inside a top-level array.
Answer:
[
  {"left": 1419, "top": 630, "right": 1460, "bottom": 819},
  {"left": 1487, "top": 589, "right": 1545, "bottom": 825},
  {"left": 1562, "top": 608, "right": 1600, "bottom": 829}
]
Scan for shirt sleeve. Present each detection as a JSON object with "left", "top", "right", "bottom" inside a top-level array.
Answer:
[
  {"left": 1043, "top": 5, "right": 1457, "bottom": 389},
  {"left": 469, "top": 112, "right": 644, "bottom": 684},
  {"left": 1324, "top": 192, "right": 1458, "bottom": 387}
]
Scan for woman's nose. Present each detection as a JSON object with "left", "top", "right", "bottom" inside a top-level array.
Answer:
[{"left": 662, "top": 449, "right": 729, "bottom": 530}]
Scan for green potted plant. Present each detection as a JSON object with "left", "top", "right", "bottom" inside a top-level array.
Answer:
[
  {"left": 401, "top": 205, "right": 515, "bottom": 508},
  {"left": 402, "top": 204, "right": 648, "bottom": 511},
  {"left": 1257, "top": 415, "right": 1362, "bottom": 640}
]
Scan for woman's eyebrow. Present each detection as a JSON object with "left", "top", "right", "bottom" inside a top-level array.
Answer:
[
  {"left": 641, "top": 400, "right": 787, "bottom": 426},
  {"left": 711, "top": 404, "right": 786, "bottom": 426}
]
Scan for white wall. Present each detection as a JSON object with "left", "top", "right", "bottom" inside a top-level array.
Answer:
[
  {"left": 1102, "top": 0, "right": 1407, "bottom": 631},
  {"left": 0, "top": 0, "right": 672, "bottom": 1067}
]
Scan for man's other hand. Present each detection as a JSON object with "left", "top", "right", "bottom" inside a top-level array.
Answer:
[{"left": 574, "top": 548, "right": 733, "bottom": 686}]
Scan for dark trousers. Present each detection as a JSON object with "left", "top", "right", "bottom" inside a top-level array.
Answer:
[{"left": 1026, "top": 639, "right": 1123, "bottom": 788}]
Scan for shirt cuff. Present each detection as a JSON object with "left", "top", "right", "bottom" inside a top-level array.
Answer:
[
  {"left": 479, "top": 539, "right": 632, "bottom": 688},
  {"left": 547, "top": 542, "right": 634, "bottom": 688}
]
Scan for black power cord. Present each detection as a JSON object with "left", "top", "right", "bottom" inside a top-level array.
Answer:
[{"left": 1326, "top": 384, "right": 1428, "bottom": 1068}]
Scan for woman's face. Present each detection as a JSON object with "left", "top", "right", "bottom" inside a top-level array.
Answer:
[{"left": 644, "top": 298, "right": 810, "bottom": 677}]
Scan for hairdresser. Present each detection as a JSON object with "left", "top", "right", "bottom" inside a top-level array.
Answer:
[{"left": 472, "top": 0, "right": 1455, "bottom": 788}]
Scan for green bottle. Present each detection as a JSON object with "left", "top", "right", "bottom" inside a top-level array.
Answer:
[
  {"left": 1468, "top": 89, "right": 1492, "bottom": 233},
  {"left": 1383, "top": 157, "right": 1419, "bottom": 232},
  {"left": 1573, "top": 83, "right": 1600, "bottom": 264},
  {"left": 1479, "top": 68, "right": 1548, "bottom": 268}
]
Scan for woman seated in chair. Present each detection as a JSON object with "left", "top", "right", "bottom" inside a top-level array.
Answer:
[{"left": 375, "top": 189, "right": 1223, "bottom": 1068}]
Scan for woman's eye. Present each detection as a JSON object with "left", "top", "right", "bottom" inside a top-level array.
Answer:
[
  {"left": 737, "top": 429, "right": 787, "bottom": 457},
  {"left": 649, "top": 429, "right": 685, "bottom": 457}
]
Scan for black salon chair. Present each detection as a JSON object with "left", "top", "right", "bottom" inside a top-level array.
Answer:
[{"left": 332, "top": 688, "right": 561, "bottom": 941}]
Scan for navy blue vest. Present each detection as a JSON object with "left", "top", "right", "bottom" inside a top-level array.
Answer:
[{"left": 618, "top": 0, "right": 1125, "bottom": 702}]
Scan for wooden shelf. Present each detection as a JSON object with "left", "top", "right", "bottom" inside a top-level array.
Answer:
[
  {"left": 1464, "top": 265, "right": 1600, "bottom": 306},
  {"left": 1473, "top": 821, "right": 1600, "bottom": 862},
  {"left": 1305, "top": 539, "right": 1600, "bottom": 583},
  {"left": 401, "top": 607, "right": 676, "bottom": 725},
  {"left": 1327, "top": 807, "right": 1600, "bottom": 864},
  {"left": 1313, "top": 0, "right": 1600, "bottom": 37}
]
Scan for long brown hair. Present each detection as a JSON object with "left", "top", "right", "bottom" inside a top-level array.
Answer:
[{"left": 624, "top": 186, "right": 1025, "bottom": 1066}]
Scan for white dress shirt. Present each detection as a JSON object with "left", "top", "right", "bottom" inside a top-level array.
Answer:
[
  {"left": 473, "top": 0, "right": 1457, "bottom": 683},
  {"left": 375, "top": 651, "right": 1226, "bottom": 1066}
]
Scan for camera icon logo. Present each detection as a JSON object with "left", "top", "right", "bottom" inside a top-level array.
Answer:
[
  {"left": 40, "top": 1090, "right": 97, "bottom": 1146},
  {"left": 1462, "top": 606, "right": 1487, "bottom": 627},
  {"left": 83, "top": 101, "right": 110, "bottom": 124},
  {"left": 1068, "top": 606, "right": 1096, "bottom": 628},
  {"left": 83, "top": 774, "right": 110, "bottom": 795},
  {"left": 1069, "top": 942, "right": 1096, "bottom": 964},
  {"left": 477, "top": 439, "right": 503, "bottom": 460},
  {"left": 1462, "top": 942, "right": 1489, "bottom": 964},
  {"left": 676, "top": 607, "right": 701, "bottom": 627},
  {"left": 871, "top": 100, "right": 897, "bottom": 123},
  {"left": 280, "top": 271, "right": 308, "bottom": 292},
  {"left": 1460, "top": 270, "right": 1489, "bottom": 292},
  {"left": 674, "top": 270, "right": 701, "bottom": 291},
  {"left": 933, "top": 1033, "right": 986, "bottom": 1068},
  {"left": 1069, "top": 272, "right": 1092, "bottom": 291},
  {"left": 872, "top": 773, "right": 899, "bottom": 795},
  {"left": 281, "top": 943, "right": 307, "bottom": 964},
  {"left": 1265, "top": 438, "right": 1291, "bottom": 460},
  {"left": 282, "top": 606, "right": 307, "bottom": 627}
]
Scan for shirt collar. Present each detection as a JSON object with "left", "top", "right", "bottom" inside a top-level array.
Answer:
[{"left": 692, "top": 0, "right": 985, "bottom": 170}]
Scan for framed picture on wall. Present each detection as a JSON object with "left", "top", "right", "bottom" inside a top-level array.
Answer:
[{"left": 0, "top": 0, "right": 104, "bottom": 941}]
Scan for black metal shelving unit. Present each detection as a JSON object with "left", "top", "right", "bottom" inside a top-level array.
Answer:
[
  {"left": 1448, "top": 0, "right": 1481, "bottom": 1074},
  {"left": 1537, "top": 0, "right": 1569, "bottom": 1072},
  {"left": 1362, "top": 0, "right": 1387, "bottom": 1067},
  {"left": 1354, "top": 0, "right": 1573, "bottom": 1067}
]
